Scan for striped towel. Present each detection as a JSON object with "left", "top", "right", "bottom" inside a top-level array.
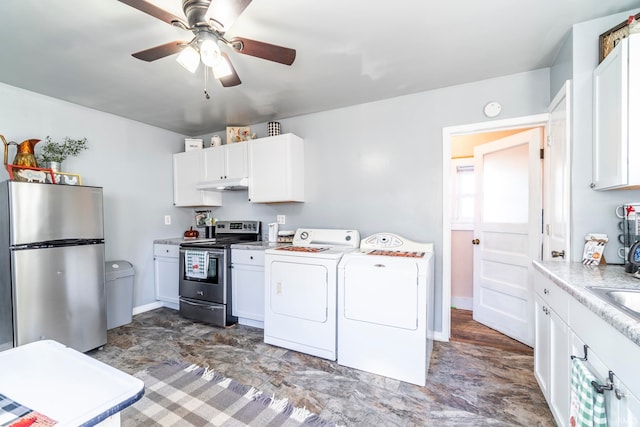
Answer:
[
  {"left": 569, "top": 358, "right": 607, "bottom": 427},
  {"left": 185, "top": 250, "right": 209, "bottom": 279}
]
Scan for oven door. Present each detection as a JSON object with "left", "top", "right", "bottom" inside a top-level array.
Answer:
[{"left": 179, "top": 248, "right": 227, "bottom": 303}]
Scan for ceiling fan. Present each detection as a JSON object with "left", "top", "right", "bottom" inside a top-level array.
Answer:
[{"left": 118, "top": 0, "right": 296, "bottom": 88}]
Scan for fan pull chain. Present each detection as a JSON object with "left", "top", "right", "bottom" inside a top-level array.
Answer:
[{"left": 204, "top": 66, "right": 210, "bottom": 100}]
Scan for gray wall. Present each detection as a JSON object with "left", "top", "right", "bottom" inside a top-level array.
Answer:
[
  {"left": 550, "top": 31, "right": 573, "bottom": 97},
  {"left": 556, "top": 8, "right": 640, "bottom": 264},
  {"left": 0, "top": 82, "right": 194, "bottom": 308},
  {"left": 198, "top": 68, "right": 551, "bottom": 334}
]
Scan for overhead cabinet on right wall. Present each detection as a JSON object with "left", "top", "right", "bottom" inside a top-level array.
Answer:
[
  {"left": 248, "top": 133, "right": 304, "bottom": 203},
  {"left": 592, "top": 33, "right": 640, "bottom": 190}
]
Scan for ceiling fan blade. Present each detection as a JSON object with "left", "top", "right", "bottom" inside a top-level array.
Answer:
[
  {"left": 118, "top": 0, "right": 185, "bottom": 26},
  {"left": 229, "top": 37, "right": 296, "bottom": 65},
  {"left": 217, "top": 53, "right": 242, "bottom": 87},
  {"left": 132, "top": 41, "right": 186, "bottom": 62},
  {"left": 207, "top": 0, "right": 252, "bottom": 31}
]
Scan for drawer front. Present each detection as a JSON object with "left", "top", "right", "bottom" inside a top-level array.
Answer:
[
  {"left": 154, "top": 244, "right": 179, "bottom": 258},
  {"left": 232, "top": 249, "right": 265, "bottom": 266},
  {"left": 534, "top": 270, "right": 569, "bottom": 319}
]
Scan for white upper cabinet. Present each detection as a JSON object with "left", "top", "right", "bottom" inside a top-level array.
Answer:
[
  {"left": 248, "top": 133, "right": 304, "bottom": 203},
  {"left": 173, "top": 150, "right": 222, "bottom": 206},
  {"left": 592, "top": 34, "right": 640, "bottom": 190},
  {"left": 202, "top": 142, "right": 248, "bottom": 182}
]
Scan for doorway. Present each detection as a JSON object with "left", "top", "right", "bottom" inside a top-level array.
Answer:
[{"left": 440, "top": 114, "right": 548, "bottom": 343}]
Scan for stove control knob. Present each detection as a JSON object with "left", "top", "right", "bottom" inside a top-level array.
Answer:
[
  {"left": 300, "top": 231, "right": 309, "bottom": 240},
  {"left": 345, "top": 235, "right": 351, "bottom": 241}
]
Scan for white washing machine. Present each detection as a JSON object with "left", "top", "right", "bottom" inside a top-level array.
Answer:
[
  {"left": 337, "top": 233, "right": 435, "bottom": 386},
  {"left": 264, "top": 228, "right": 360, "bottom": 360}
]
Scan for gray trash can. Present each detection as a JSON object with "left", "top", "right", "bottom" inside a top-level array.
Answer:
[{"left": 105, "top": 260, "right": 135, "bottom": 330}]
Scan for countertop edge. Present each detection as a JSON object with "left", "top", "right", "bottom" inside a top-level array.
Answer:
[{"left": 532, "top": 260, "right": 640, "bottom": 348}]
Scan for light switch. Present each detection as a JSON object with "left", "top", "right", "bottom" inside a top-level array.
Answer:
[
  {"left": 277, "top": 215, "right": 286, "bottom": 225},
  {"left": 164, "top": 215, "right": 171, "bottom": 225}
]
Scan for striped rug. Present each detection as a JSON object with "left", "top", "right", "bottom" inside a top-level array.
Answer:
[{"left": 122, "top": 361, "right": 338, "bottom": 427}]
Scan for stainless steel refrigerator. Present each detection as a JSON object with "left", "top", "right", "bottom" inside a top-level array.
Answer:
[{"left": 0, "top": 180, "right": 107, "bottom": 353}]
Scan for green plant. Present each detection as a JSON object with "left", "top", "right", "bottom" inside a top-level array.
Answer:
[{"left": 37, "top": 136, "right": 88, "bottom": 163}]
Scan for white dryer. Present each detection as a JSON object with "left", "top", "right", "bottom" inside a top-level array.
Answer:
[
  {"left": 264, "top": 228, "right": 360, "bottom": 360},
  {"left": 337, "top": 233, "right": 435, "bottom": 386}
]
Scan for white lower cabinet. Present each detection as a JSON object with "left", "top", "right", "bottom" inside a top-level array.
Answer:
[
  {"left": 154, "top": 244, "right": 179, "bottom": 310},
  {"left": 534, "top": 266, "right": 640, "bottom": 426},
  {"left": 570, "top": 295, "right": 640, "bottom": 426},
  {"left": 231, "top": 249, "right": 265, "bottom": 328},
  {"left": 533, "top": 270, "right": 570, "bottom": 426},
  {"left": 570, "top": 333, "right": 640, "bottom": 426}
]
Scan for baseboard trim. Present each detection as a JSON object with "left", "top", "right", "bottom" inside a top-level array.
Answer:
[
  {"left": 132, "top": 301, "right": 164, "bottom": 315},
  {"left": 451, "top": 296, "right": 472, "bottom": 311}
]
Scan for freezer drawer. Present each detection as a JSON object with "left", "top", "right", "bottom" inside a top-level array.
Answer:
[
  {"left": 12, "top": 244, "right": 107, "bottom": 352},
  {"left": 6, "top": 181, "right": 104, "bottom": 245}
]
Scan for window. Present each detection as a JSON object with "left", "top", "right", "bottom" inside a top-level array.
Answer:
[{"left": 451, "top": 158, "right": 475, "bottom": 230}]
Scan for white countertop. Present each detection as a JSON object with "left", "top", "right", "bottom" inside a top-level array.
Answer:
[
  {"left": 533, "top": 261, "right": 640, "bottom": 347},
  {"left": 0, "top": 340, "right": 144, "bottom": 426}
]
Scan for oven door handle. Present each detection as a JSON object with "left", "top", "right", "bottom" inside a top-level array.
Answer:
[{"left": 180, "top": 298, "right": 224, "bottom": 310}]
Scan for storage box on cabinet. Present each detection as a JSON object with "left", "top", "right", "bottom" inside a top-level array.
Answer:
[{"left": 592, "top": 33, "right": 640, "bottom": 190}]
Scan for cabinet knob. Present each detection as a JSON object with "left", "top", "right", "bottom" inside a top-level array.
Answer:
[
  {"left": 250, "top": 256, "right": 253, "bottom": 260},
  {"left": 590, "top": 183, "right": 596, "bottom": 189},
  {"left": 544, "top": 288, "right": 549, "bottom": 295},
  {"left": 551, "top": 250, "right": 565, "bottom": 259},
  {"left": 472, "top": 239, "right": 480, "bottom": 245}
]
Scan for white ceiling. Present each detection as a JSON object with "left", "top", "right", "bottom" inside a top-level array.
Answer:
[{"left": 0, "top": 1, "right": 637, "bottom": 136}]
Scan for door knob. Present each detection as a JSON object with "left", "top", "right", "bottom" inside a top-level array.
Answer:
[
  {"left": 472, "top": 239, "right": 480, "bottom": 245},
  {"left": 551, "top": 250, "right": 565, "bottom": 259}
]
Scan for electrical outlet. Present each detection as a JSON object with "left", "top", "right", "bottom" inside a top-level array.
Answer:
[
  {"left": 277, "top": 215, "right": 286, "bottom": 225},
  {"left": 164, "top": 215, "right": 171, "bottom": 225}
]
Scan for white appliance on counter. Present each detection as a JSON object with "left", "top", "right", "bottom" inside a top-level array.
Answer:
[
  {"left": 337, "top": 233, "right": 435, "bottom": 386},
  {"left": 264, "top": 228, "right": 360, "bottom": 360}
]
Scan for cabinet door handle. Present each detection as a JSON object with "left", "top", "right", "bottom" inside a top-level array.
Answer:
[
  {"left": 544, "top": 288, "right": 549, "bottom": 295},
  {"left": 551, "top": 250, "right": 565, "bottom": 259},
  {"left": 472, "top": 239, "right": 480, "bottom": 245}
]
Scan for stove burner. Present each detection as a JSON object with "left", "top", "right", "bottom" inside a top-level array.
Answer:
[
  {"left": 367, "top": 250, "right": 425, "bottom": 258},
  {"left": 276, "top": 246, "right": 331, "bottom": 253}
]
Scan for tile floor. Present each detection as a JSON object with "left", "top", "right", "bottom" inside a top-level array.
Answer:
[{"left": 89, "top": 308, "right": 554, "bottom": 426}]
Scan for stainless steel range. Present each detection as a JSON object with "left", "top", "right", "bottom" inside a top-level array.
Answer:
[{"left": 179, "top": 220, "right": 261, "bottom": 327}]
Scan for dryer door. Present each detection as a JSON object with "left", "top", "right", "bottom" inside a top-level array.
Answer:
[{"left": 269, "top": 261, "right": 328, "bottom": 322}]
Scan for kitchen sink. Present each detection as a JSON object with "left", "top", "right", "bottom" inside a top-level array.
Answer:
[{"left": 586, "top": 286, "right": 640, "bottom": 321}]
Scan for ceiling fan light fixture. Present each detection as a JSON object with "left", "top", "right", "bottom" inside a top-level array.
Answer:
[
  {"left": 176, "top": 45, "right": 200, "bottom": 73},
  {"left": 199, "top": 38, "right": 221, "bottom": 67}
]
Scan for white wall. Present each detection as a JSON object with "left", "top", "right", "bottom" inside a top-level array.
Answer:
[
  {"left": 198, "top": 68, "right": 551, "bottom": 334},
  {"left": 0, "top": 82, "right": 193, "bottom": 308},
  {"left": 566, "top": 8, "right": 640, "bottom": 264}
]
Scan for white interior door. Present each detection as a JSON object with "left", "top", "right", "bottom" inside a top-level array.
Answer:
[
  {"left": 472, "top": 128, "right": 542, "bottom": 346},
  {"left": 544, "top": 81, "right": 572, "bottom": 262}
]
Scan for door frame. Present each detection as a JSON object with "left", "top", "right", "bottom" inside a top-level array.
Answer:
[{"left": 440, "top": 114, "right": 548, "bottom": 342}]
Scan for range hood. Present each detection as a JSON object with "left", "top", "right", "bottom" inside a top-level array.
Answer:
[{"left": 195, "top": 177, "right": 249, "bottom": 191}]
